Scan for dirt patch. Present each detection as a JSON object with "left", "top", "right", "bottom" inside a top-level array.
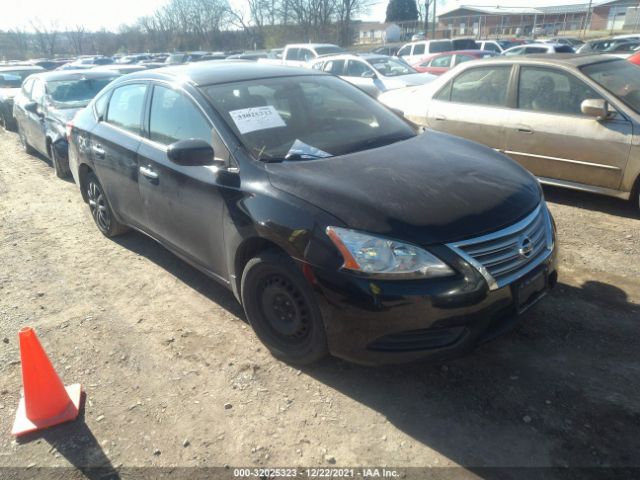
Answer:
[{"left": 0, "top": 129, "right": 639, "bottom": 475}]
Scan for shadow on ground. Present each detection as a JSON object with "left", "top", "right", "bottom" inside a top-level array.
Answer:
[
  {"left": 112, "top": 228, "right": 640, "bottom": 478},
  {"left": 16, "top": 392, "right": 120, "bottom": 479},
  {"left": 542, "top": 185, "right": 638, "bottom": 220}
]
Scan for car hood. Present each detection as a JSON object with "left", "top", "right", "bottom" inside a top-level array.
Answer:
[
  {"left": 266, "top": 130, "right": 541, "bottom": 245},
  {"left": 381, "top": 72, "right": 436, "bottom": 88}
]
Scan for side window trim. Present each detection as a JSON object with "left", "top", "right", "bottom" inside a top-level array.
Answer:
[{"left": 144, "top": 80, "right": 235, "bottom": 166}]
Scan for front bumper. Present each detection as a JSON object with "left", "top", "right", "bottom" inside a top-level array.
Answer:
[{"left": 311, "top": 243, "right": 558, "bottom": 366}]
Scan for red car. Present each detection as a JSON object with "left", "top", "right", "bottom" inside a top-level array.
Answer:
[
  {"left": 628, "top": 50, "right": 640, "bottom": 66},
  {"left": 412, "top": 50, "right": 498, "bottom": 75}
]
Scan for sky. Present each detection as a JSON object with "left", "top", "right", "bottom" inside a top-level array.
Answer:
[{"left": 0, "top": 0, "right": 599, "bottom": 32}]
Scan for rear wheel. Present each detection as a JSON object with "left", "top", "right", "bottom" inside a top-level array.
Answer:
[
  {"left": 86, "top": 172, "right": 129, "bottom": 237},
  {"left": 18, "top": 123, "right": 35, "bottom": 154},
  {"left": 241, "top": 250, "right": 328, "bottom": 365},
  {"left": 50, "top": 145, "right": 70, "bottom": 179}
]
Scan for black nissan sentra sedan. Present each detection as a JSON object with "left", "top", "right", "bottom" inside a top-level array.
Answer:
[
  {"left": 13, "top": 70, "right": 119, "bottom": 178},
  {"left": 67, "top": 62, "right": 557, "bottom": 365}
]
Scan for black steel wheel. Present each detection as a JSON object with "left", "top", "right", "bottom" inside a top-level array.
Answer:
[
  {"left": 241, "top": 250, "right": 328, "bottom": 365},
  {"left": 86, "top": 172, "right": 128, "bottom": 237}
]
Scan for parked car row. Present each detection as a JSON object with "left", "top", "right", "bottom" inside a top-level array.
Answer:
[{"left": 3, "top": 59, "right": 563, "bottom": 366}]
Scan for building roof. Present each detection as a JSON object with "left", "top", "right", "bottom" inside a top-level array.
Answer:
[{"left": 439, "top": 1, "right": 619, "bottom": 18}]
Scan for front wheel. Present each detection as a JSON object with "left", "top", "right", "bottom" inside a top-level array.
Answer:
[
  {"left": 241, "top": 250, "right": 328, "bottom": 365},
  {"left": 85, "top": 172, "right": 129, "bottom": 237}
]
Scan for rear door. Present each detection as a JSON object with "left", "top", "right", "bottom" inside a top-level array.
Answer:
[
  {"left": 426, "top": 65, "right": 514, "bottom": 151},
  {"left": 504, "top": 65, "right": 631, "bottom": 189},
  {"left": 91, "top": 82, "right": 148, "bottom": 227},
  {"left": 137, "top": 83, "right": 230, "bottom": 278}
]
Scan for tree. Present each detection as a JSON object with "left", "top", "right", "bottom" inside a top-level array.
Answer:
[{"left": 385, "top": 0, "right": 418, "bottom": 23}]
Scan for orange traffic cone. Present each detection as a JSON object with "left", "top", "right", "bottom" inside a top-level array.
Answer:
[{"left": 11, "top": 327, "right": 83, "bottom": 436}]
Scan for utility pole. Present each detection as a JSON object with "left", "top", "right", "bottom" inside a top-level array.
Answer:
[
  {"left": 432, "top": 0, "right": 437, "bottom": 39},
  {"left": 582, "top": 0, "right": 593, "bottom": 39}
]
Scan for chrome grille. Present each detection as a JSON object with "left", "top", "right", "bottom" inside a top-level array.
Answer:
[{"left": 447, "top": 204, "right": 554, "bottom": 290}]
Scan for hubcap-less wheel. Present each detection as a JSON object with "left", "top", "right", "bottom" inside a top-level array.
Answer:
[
  {"left": 87, "top": 179, "right": 111, "bottom": 233},
  {"left": 259, "top": 274, "right": 310, "bottom": 341}
]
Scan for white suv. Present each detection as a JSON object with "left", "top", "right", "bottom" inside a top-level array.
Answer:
[{"left": 397, "top": 40, "right": 454, "bottom": 65}]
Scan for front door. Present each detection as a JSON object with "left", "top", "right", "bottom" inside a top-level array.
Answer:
[
  {"left": 137, "top": 84, "right": 230, "bottom": 278},
  {"left": 505, "top": 66, "right": 632, "bottom": 190}
]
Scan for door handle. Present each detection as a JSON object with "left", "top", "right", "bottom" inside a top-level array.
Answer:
[
  {"left": 139, "top": 165, "right": 159, "bottom": 180},
  {"left": 92, "top": 145, "right": 105, "bottom": 159},
  {"left": 516, "top": 126, "right": 533, "bottom": 134},
  {"left": 434, "top": 114, "right": 447, "bottom": 121}
]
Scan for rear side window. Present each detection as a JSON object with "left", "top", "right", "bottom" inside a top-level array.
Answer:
[
  {"left": 432, "top": 55, "right": 453, "bottom": 68},
  {"left": 323, "top": 60, "right": 345, "bottom": 75},
  {"left": 345, "top": 60, "right": 374, "bottom": 77},
  {"left": 455, "top": 55, "right": 475, "bottom": 65},
  {"left": 430, "top": 40, "right": 453, "bottom": 53},
  {"left": 555, "top": 45, "right": 575, "bottom": 53},
  {"left": 450, "top": 66, "right": 511, "bottom": 106},
  {"left": 105, "top": 83, "right": 147, "bottom": 134},
  {"left": 148, "top": 85, "right": 212, "bottom": 145},
  {"left": 413, "top": 44, "right": 425, "bottom": 55}
]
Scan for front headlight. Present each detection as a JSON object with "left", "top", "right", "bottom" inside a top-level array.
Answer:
[{"left": 326, "top": 226, "right": 455, "bottom": 279}]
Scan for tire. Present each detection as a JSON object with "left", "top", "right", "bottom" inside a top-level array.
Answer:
[
  {"left": 18, "top": 123, "right": 35, "bottom": 155},
  {"left": 241, "top": 250, "right": 329, "bottom": 365},
  {"left": 50, "top": 145, "right": 70, "bottom": 179},
  {"left": 85, "top": 172, "right": 129, "bottom": 237}
]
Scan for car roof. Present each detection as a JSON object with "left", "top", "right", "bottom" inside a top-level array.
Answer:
[
  {"left": 465, "top": 53, "right": 622, "bottom": 67},
  {"left": 28, "top": 70, "right": 122, "bottom": 82},
  {"left": 117, "top": 61, "right": 322, "bottom": 87}
]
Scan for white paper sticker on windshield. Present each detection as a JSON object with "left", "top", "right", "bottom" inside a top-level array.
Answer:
[{"left": 229, "top": 106, "right": 286, "bottom": 134}]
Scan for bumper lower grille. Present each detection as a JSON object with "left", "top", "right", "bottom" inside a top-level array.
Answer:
[{"left": 448, "top": 204, "right": 554, "bottom": 290}]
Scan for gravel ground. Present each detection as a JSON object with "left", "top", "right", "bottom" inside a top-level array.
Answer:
[{"left": 0, "top": 127, "right": 639, "bottom": 478}]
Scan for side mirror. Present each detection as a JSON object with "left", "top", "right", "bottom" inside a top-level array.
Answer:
[
  {"left": 167, "top": 139, "right": 216, "bottom": 166},
  {"left": 581, "top": 98, "right": 613, "bottom": 120},
  {"left": 24, "top": 102, "right": 39, "bottom": 114},
  {"left": 363, "top": 71, "right": 377, "bottom": 79}
]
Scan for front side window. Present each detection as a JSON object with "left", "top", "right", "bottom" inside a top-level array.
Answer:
[
  {"left": 202, "top": 75, "right": 415, "bottom": 162},
  {"left": 149, "top": 85, "right": 212, "bottom": 145},
  {"left": 485, "top": 42, "right": 500, "bottom": 52},
  {"left": 397, "top": 45, "right": 411, "bottom": 56},
  {"left": 429, "top": 40, "right": 453, "bottom": 53},
  {"left": 299, "top": 49, "right": 314, "bottom": 62},
  {"left": 582, "top": 59, "right": 640, "bottom": 114},
  {"left": 450, "top": 66, "right": 511, "bottom": 106},
  {"left": 323, "top": 60, "right": 345, "bottom": 75},
  {"left": 431, "top": 55, "right": 453, "bottom": 68},
  {"left": 105, "top": 83, "right": 147, "bottom": 134},
  {"left": 21, "top": 78, "right": 35, "bottom": 96},
  {"left": 518, "top": 66, "right": 601, "bottom": 115},
  {"left": 345, "top": 60, "right": 375, "bottom": 77},
  {"left": 525, "top": 47, "right": 548, "bottom": 54},
  {"left": 31, "top": 80, "right": 45, "bottom": 104},
  {"left": 413, "top": 44, "right": 425, "bottom": 55}
]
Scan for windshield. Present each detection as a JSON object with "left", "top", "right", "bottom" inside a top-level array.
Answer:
[
  {"left": 581, "top": 60, "right": 640, "bottom": 114},
  {"left": 0, "top": 70, "right": 38, "bottom": 88},
  {"left": 201, "top": 75, "right": 415, "bottom": 162},
  {"left": 46, "top": 77, "right": 118, "bottom": 107},
  {"left": 369, "top": 57, "right": 416, "bottom": 76},
  {"left": 315, "top": 46, "right": 345, "bottom": 56}
]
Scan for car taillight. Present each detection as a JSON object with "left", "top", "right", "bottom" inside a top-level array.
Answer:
[{"left": 65, "top": 121, "right": 73, "bottom": 141}]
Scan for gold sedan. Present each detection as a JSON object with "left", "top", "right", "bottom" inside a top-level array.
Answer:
[{"left": 379, "top": 54, "right": 640, "bottom": 211}]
